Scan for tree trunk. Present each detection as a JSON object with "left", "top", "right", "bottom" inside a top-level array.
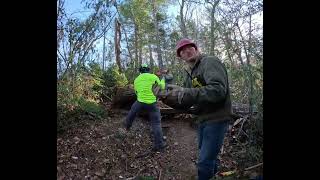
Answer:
[
  {"left": 57, "top": 0, "right": 60, "bottom": 16},
  {"left": 218, "top": 27, "right": 234, "bottom": 69},
  {"left": 152, "top": 0, "right": 163, "bottom": 69},
  {"left": 114, "top": 18, "right": 122, "bottom": 73},
  {"left": 107, "top": 40, "right": 113, "bottom": 64},
  {"left": 179, "top": 0, "right": 188, "bottom": 38},
  {"left": 120, "top": 22, "right": 134, "bottom": 69},
  {"left": 236, "top": 19, "right": 254, "bottom": 117},
  {"left": 102, "top": 30, "right": 106, "bottom": 70},
  {"left": 134, "top": 24, "right": 139, "bottom": 68},
  {"left": 209, "top": 0, "right": 220, "bottom": 56},
  {"left": 138, "top": 34, "right": 142, "bottom": 67},
  {"left": 232, "top": 29, "right": 244, "bottom": 66},
  {"left": 128, "top": 5, "right": 139, "bottom": 69},
  {"left": 216, "top": 22, "right": 235, "bottom": 68},
  {"left": 148, "top": 36, "right": 154, "bottom": 70},
  {"left": 210, "top": 8, "right": 215, "bottom": 55},
  {"left": 247, "top": 14, "right": 254, "bottom": 117}
]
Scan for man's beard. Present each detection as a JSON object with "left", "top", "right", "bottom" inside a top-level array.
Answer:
[
  {"left": 187, "top": 56, "right": 197, "bottom": 62},
  {"left": 186, "top": 53, "right": 199, "bottom": 63}
]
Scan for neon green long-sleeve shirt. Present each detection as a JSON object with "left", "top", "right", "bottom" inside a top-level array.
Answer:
[{"left": 134, "top": 73, "right": 165, "bottom": 104}]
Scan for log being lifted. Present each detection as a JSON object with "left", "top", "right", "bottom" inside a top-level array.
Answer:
[{"left": 112, "top": 85, "right": 250, "bottom": 119}]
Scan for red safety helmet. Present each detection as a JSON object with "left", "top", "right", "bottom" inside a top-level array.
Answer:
[{"left": 175, "top": 38, "right": 198, "bottom": 57}]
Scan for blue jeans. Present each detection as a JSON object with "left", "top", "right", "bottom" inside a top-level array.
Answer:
[
  {"left": 125, "top": 101, "right": 164, "bottom": 149},
  {"left": 197, "top": 120, "right": 229, "bottom": 180}
]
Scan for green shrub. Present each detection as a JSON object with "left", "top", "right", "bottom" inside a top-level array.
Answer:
[
  {"left": 77, "top": 97, "right": 106, "bottom": 118},
  {"left": 103, "top": 63, "right": 128, "bottom": 88}
]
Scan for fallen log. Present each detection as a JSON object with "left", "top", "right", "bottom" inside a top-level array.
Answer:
[
  {"left": 111, "top": 85, "right": 136, "bottom": 109},
  {"left": 111, "top": 85, "right": 250, "bottom": 118}
]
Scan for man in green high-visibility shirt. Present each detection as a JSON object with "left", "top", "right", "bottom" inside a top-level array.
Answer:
[{"left": 124, "top": 64, "right": 167, "bottom": 152}]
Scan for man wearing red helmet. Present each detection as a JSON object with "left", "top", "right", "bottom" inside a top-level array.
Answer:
[{"left": 163, "top": 38, "right": 232, "bottom": 180}]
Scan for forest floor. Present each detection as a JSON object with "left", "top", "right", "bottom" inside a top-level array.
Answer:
[{"left": 57, "top": 104, "right": 263, "bottom": 180}]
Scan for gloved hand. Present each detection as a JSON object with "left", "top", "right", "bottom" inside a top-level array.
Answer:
[
  {"left": 166, "top": 84, "right": 183, "bottom": 91},
  {"left": 152, "top": 84, "right": 168, "bottom": 99},
  {"left": 166, "top": 84, "right": 184, "bottom": 104},
  {"left": 152, "top": 84, "right": 161, "bottom": 96},
  {"left": 160, "top": 84, "right": 194, "bottom": 110}
]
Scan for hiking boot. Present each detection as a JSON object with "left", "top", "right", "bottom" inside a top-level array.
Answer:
[
  {"left": 151, "top": 144, "right": 168, "bottom": 152},
  {"left": 122, "top": 120, "right": 130, "bottom": 131}
]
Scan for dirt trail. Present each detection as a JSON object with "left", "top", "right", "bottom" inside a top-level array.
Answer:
[
  {"left": 57, "top": 109, "right": 200, "bottom": 180},
  {"left": 162, "top": 119, "right": 198, "bottom": 178},
  {"left": 57, "top": 108, "right": 263, "bottom": 179}
]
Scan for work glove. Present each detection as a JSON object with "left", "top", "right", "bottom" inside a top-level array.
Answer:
[
  {"left": 152, "top": 84, "right": 161, "bottom": 96},
  {"left": 161, "top": 84, "right": 193, "bottom": 110},
  {"left": 166, "top": 84, "right": 184, "bottom": 104},
  {"left": 152, "top": 84, "right": 168, "bottom": 99}
]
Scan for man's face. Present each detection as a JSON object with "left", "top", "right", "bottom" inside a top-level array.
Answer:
[{"left": 179, "top": 44, "right": 198, "bottom": 62}]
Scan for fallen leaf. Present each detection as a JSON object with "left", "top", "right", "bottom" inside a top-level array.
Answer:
[
  {"left": 126, "top": 177, "right": 135, "bottom": 180},
  {"left": 71, "top": 156, "right": 78, "bottom": 160},
  {"left": 95, "top": 171, "right": 104, "bottom": 176},
  {"left": 73, "top": 136, "right": 80, "bottom": 142},
  {"left": 71, "top": 164, "right": 77, "bottom": 169}
]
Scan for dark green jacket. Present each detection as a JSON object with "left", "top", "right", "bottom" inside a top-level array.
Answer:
[{"left": 182, "top": 54, "right": 232, "bottom": 124}]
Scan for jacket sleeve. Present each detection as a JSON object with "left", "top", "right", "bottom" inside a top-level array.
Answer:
[
  {"left": 183, "top": 58, "right": 228, "bottom": 104},
  {"left": 154, "top": 75, "right": 166, "bottom": 90}
]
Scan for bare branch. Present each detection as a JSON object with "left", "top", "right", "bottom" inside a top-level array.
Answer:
[
  {"left": 114, "top": 2, "right": 134, "bottom": 63},
  {"left": 78, "top": 12, "right": 117, "bottom": 64},
  {"left": 69, "top": 4, "right": 104, "bottom": 58},
  {"left": 57, "top": 49, "right": 67, "bottom": 62},
  {"left": 69, "top": 10, "right": 93, "bottom": 17}
]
